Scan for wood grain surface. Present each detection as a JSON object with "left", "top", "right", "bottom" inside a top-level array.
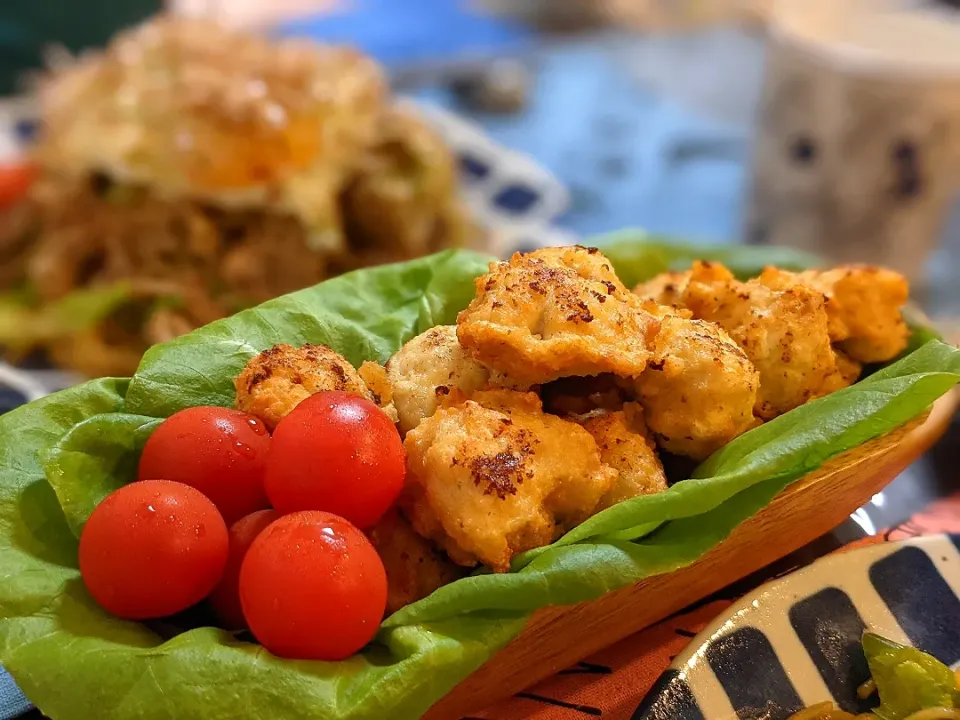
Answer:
[{"left": 425, "top": 390, "right": 960, "bottom": 720}]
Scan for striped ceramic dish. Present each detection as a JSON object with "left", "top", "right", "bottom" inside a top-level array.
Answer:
[
  {"left": 0, "top": 363, "right": 48, "bottom": 414},
  {"left": 635, "top": 534, "right": 960, "bottom": 720}
]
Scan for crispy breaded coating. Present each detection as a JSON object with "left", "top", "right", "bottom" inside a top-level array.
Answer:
[
  {"left": 635, "top": 314, "right": 759, "bottom": 460},
  {"left": 386, "top": 325, "right": 490, "bottom": 435},
  {"left": 579, "top": 404, "right": 667, "bottom": 510},
  {"left": 365, "top": 509, "right": 464, "bottom": 615},
  {"left": 633, "top": 270, "right": 691, "bottom": 307},
  {"left": 635, "top": 263, "right": 894, "bottom": 413},
  {"left": 636, "top": 297, "right": 693, "bottom": 320},
  {"left": 681, "top": 262, "right": 847, "bottom": 419},
  {"left": 358, "top": 361, "right": 399, "bottom": 423},
  {"left": 834, "top": 350, "right": 863, "bottom": 388},
  {"left": 798, "top": 266, "right": 909, "bottom": 363},
  {"left": 401, "top": 389, "right": 616, "bottom": 572},
  {"left": 457, "top": 246, "right": 659, "bottom": 386},
  {"left": 234, "top": 343, "right": 374, "bottom": 428},
  {"left": 358, "top": 361, "right": 393, "bottom": 405}
]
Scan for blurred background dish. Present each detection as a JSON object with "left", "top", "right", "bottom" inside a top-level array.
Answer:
[
  {"left": 0, "top": 9, "right": 576, "bottom": 379},
  {"left": 0, "top": 17, "right": 480, "bottom": 377},
  {"left": 745, "top": 0, "right": 960, "bottom": 284}
]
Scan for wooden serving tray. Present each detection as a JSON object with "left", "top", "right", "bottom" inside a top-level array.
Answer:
[{"left": 425, "top": 390, "right": 960, "bottom": 719}]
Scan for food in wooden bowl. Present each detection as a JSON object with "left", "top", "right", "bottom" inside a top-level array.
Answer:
[
  {"left": 0, "top": 16, "right": 478, "bottom": 377},
  {"left": 0, "top": 238, "right": 957, "bottom": 720}
]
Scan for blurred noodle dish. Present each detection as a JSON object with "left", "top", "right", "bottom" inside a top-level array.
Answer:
[{"left": 0, "top": 16, "right": 479, "bottom": 377}]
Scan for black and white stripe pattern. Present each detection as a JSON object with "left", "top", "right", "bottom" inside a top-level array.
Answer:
[
  {"left": 635, "top": 535, "right": 960, "bottom": 720},
  {"left": 0, "top": 364, "right": 47, "bottom": 416}
]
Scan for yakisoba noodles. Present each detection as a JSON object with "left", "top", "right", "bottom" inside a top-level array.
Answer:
[
  {"left": 787, "top": 673, "right": 960, "bottom": 719},
  {"left": 0, "top": 15, "right": 480, "bottom": 377},
  {"left": 789, "top": 706, "right": 960, "bottom": 720}
]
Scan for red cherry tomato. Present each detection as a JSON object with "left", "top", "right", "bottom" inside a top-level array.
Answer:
[
  {"left": 208, "top": 509, "right": 279, "bottom": 629},
  {"left": 239, "top": 511, "right": 387, "bottom": 660},
  {"left": 138, "top": 406, "right": 271, "bottom": 525},
  {"left": 0, "top": 162, "right": 36, "bottom": 207},
  {"left": 79, "top": 480, "right": 229, "bottom": 620},
  {"left": 264, "top": 391, "right": 405, "bottom": 528}
]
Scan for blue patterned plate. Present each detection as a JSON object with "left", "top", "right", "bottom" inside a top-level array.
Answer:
[
  {"left": 636, "top": 534, "right": 960, "bottom": 720},
  {"left": 0, "top": 362, "right": 47, "bottom": 415}
]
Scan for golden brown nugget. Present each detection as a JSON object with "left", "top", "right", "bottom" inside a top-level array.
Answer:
[
  {"left": 633, "top": 270, "right": 691, "bottom": 307},
  {"left": 579, "top": 404, "right": 668, "bottom": 510},
  {"left": 636, "top": 314, "right": 759, "bottom": 459},
  {"left": 235, "top": 343, "right": 374, "bottom": 428},
  {"left": 402, "top": 389, "right": 616, "bottom": 572},
  {"left": 365, "top": 509, "right": 464, "bottom": 615},
  {"left": 457, "top": 246, "right": 659, "bottom": 386},
  {"left": 386, "top": 325, "right": 490, "bottom": 435},
  {"left": 675, "top": 262, "right": 847, "bottom": 419},
  {"left": 798, "top": 265, "right": 909, "bottom": 363},
  {"left": 357, "top": 360, "right": 399, "bottom": 423}
]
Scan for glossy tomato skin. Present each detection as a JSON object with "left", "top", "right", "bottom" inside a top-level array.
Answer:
[
  {"left": 138, "top": 406, "right": 271, "bottom": 525},
  {"left": 79, "top": 480, "right": 229, "bottom": 620},
  {"left": 239, "top": 511, "right": 387, "bottom": 660},
  {"left": 264, "top": 391, "right": 405, "bottom": 528},
  {"left": 208, "top": 509, "right": 279, "bottom": 629},
  {"left": 0, "top": 162, "right": 36, "bottom": 207}
]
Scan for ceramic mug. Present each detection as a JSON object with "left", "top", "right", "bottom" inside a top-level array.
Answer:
[{"left": 745, "top": 0, "right": 960, "bottom": 283}]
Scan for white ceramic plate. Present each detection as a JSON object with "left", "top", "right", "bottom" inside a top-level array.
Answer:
[{"left": 635, "top": 534, "right": 960, "bottom": 720}]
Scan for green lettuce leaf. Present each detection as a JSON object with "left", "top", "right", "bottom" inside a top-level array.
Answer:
[
  {"left": 0, "top": 283, "right": 132, "bottom": 349},
  {"left": 42, "top": 413, "right": 161, "bottom": 537},
  {"left": 595, "top": 229, "right": 821, "bottom": 287},
  {"left": 124, "top": 249, "right": 493, "bottom": 418},
  {"left": 0, "top": 242, "right": 957, "bottom": 720},
  {"left": 863, "top": 633, "right": 959, "bottom": 719}
]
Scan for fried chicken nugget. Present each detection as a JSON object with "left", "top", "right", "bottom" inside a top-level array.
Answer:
[
  {"left": 357, "top": 360, "right": 400, "bottom": 423},
  {"left": 365, "top": 509, "right": 464, "bottom": 615},
  {"left": 635, "top": 313, "right": 759, "bottom": 460},
  {"left": 402, "top": 389, "right": 617, "bottom": 572},
  {"left": 634, "top": 270, "right": 691, "bottom": 307},
  {"left": 386, "top": 325, "right": 490, "bottom": 435},
  {"left": 579, "top": 404, "right": 667, "bottom": 510},
  {"left": 234, "top": 343, "right": 375, "bottom": 428},
  {"left": 681, "top": 262, "right": 848, "bottom": 419},
  {"left": 798, "top": 266, "right": 909, "bottom": 363},
  {"left": 457, "top": 246, "right": 659, "bottom": 386},
  {"left": 834, "top": 349, "right": 863, "bottom": 388}
]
